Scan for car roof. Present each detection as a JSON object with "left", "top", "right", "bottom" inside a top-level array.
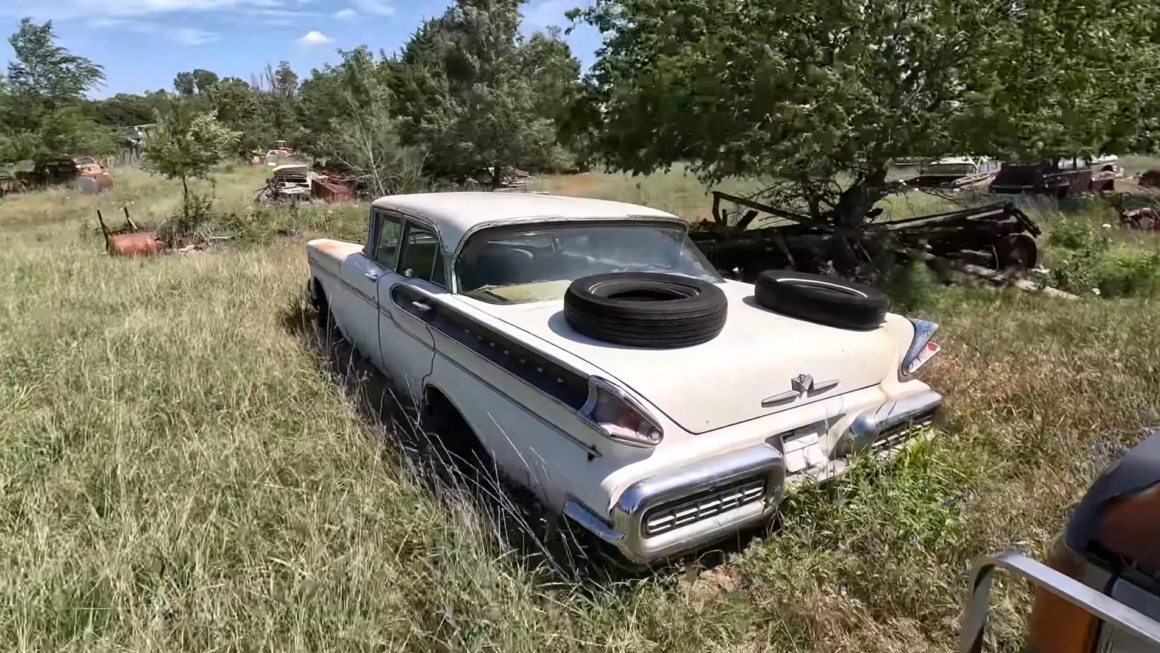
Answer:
[{"left": 370, "top": 192, "right": 681, "bottom": 254}]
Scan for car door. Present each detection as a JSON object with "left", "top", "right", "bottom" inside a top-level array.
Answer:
[
  {"left": 376, "top": 216, "right": 442, "bottom": 402},
  {"left": 334, "top": 210, "right": 398, "bottom": 370}
]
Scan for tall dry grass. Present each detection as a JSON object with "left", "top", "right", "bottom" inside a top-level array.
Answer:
[{"left": 1, "top": 167, "right": 1159, "bottom": 651}]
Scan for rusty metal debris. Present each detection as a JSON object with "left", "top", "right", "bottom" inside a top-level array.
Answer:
[
  {"left": 1115, "top": 193, "right": 1160, "bottom": 231},
  {"left": 255, "top": 164, "right": 360, "bottom": 205},
  {"left": 97, "top": 207, "right": 162, "bottom": 257},
  {"left": 692, "top": 191, "right": 1042, "bottom": 281}
]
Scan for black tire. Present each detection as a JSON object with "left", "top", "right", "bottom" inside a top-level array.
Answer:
[
  {"left": 995, "top": 233, "right": 1038, "bottom": 271},
  {"left": 564, "top": 273, "right": 727, "bottom": 348},
  {"left": 754, "top": 270, "right": 888, "bottom": 331},
  {"left": 422, "top": 392, "right": 494, "bottom": 481}
]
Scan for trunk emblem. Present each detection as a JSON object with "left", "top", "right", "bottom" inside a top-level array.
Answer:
[{"left": 762, "top": 375, "right": 840, "bottom": 408}]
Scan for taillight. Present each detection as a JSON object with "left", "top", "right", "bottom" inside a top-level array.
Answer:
[
  {"left": 580, "top": 377, "right": 664, "bottom": 447},
  {"left": 902, "top": 319, "right": 941, "bottom": 376}
]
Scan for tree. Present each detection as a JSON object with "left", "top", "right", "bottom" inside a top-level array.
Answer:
[
  {"left": 1, "top": 18, "right": 114, "bottom": 165},
  {"left": 174, "top": 69, "right": 220, "bottom": 96},
  {"left": 7, "top": 18, "right": 103, "bottom": 109},
  {"left": 272, "top": 61, "right": 299, "bottom": 98},
  {"left": 91, "top": 90, "right": 173, "bottom": 126},
  {"left": 574, "top": 0, "right": 1160, "bottom": 258},
  {"left": 391, "top": 0, "right": 580, "bottom": 184},
  {"left": 142, "top": 104, "right": 240, "bottom": 223}
]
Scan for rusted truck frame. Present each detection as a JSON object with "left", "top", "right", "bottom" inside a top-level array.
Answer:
[
  {"left": 691, "top": 191, "right": 1041, "bottom": 280},
  {"left": 991, "top": 157, "right": 1120, "bottom": 199}
]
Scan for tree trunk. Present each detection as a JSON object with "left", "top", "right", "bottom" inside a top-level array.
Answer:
[
  {"left": 827, "top": 167, "right": 890, "bottom": 274},
  {"left": 491, "top": 163, "right": 504, "bottom": 190},
  {"left": 181, "top": 175, "right": 190, "bottom": 224}
]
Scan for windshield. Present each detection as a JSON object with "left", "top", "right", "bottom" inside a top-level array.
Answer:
[{"left": 457, "top": 222, "right": 723, "bottom": 304}]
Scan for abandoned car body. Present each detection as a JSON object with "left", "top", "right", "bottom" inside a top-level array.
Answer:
[
  {"left": 304, "top": 193, "right": 943, "bottom": 564},
  {"left": 903, "top": 157, "right": 1000, "bottom": 191}
]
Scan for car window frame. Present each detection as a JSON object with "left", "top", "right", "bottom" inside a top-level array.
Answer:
[
  {"left": 396, "top": 218, "right": 447, "bottom": 289},
  {"left": 453, "top": 219, "right": 722, "bottom": 302},
  {"left": 371, "top": 210, "right": 404, "bottom": 270}
]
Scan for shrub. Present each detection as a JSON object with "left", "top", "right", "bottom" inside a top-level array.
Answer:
[{"left": 1045, "top": 219, "right": 1160, "bottom": 298}]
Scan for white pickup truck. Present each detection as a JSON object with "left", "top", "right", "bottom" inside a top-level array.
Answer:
[{"left": 305, "top": 192, "right": 943, "bottom": 565}]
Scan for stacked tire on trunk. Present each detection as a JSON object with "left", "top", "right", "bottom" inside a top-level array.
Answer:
[{"left": 563, "top": 271, "right": 889, "bottom": 349}]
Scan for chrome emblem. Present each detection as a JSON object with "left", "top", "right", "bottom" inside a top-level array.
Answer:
[
  {"left": 791, "top": 374, "right": 815, "bottom": 395},
  {"left": 761, "top": 374, "right": 840, "bottom": 408}
]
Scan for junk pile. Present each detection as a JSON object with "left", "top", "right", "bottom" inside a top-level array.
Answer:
[
  {"left": 255, "top": 164, "right": 360, "bottom": 205},
  {"left": 692, "top": 190, "right": 1077, "bottom": 299},
  {"left": 97, "top": 208, "right": 162, "bottom": 257}
]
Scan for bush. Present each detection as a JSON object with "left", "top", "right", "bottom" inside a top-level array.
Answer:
[
  {"left": 1045, "top": 220, "right": 1160, "bottom": 298},
  {"left": 1094, "top": 249, "right": 1160, "bottom": 298}
]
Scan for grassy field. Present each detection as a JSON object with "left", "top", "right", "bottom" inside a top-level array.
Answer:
[{"left": 2, "top": 167, "right": 1160, "bottom": 651}]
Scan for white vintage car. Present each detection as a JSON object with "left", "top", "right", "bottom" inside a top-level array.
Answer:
[{"left": 305, "top": 193, "right": 943, "bottom": 565}]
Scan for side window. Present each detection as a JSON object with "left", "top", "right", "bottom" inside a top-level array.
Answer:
[
  {"left": 399, "top": 222, "right": 445, "bottom": 287},
  {"left": 373, "top": 212, "right": 402, "bottom": 269}
]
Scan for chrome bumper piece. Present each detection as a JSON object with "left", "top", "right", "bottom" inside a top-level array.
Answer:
[
  {"left": 563, "top": 391, "right": 943, "bottom": 565},
  {"left": 564, "top": 444, "right": 786, "bottom": 565},
  {"left": 849, "top": 390, "right": 943, "bottom": 450}
]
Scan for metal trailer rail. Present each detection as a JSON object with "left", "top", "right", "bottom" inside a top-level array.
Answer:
[{"left": 961, "top": 552, "right": 1160, "bottom": 653}]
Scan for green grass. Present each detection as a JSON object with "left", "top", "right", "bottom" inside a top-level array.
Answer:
[{"left": 3, "top": 168, "right": 1160, "bottom": 651}]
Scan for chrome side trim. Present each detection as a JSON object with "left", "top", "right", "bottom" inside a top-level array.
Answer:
[
  {"left": 960, "top": 553, "right": 1160, "bottom": 653},
  {"left": 596, "top": 444, "right": 786, "bottom": 564},
  {"left": 849, "top": 390, "right": 943, "bottom": 442},
  {"left": 761, "top": 390, "right": 800, "bottom": 407},
  {"left": 431, "top": 344, "right": 600, "bottom": 458},
  {"left": 563, "top": 501, "right": 625, "bottom": 543}
]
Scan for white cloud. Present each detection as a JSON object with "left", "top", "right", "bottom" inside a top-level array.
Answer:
[
  {"left": 169, "top": 27, "right": 220, "bottom": 45},
  {"left": 334, "top": 7, "right": 356, "bottom": 19},
  {"left": 350, "top": 0, "right": 394, "bottom": 17},
  {"left": 3, "top": 0, "right": 299, "bottom": 21},
  {"left": 297, "top": 30, "right": 334, "bottom": 47}
]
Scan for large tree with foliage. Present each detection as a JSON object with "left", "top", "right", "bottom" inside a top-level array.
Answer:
[
  {"left": 0, "top": 18, "right": 117, "bottom": 164},
  {"left": 574, "top": 0, "right": 1160, "bottom": 238},
  {"left": 391, "top": 0, "right": 580, "bottom": 183}
]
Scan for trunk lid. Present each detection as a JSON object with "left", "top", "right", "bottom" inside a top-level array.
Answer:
[{"left": 470, "top": 281, "right": 905, "bottom": 434}]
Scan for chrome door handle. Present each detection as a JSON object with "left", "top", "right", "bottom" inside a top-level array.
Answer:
[
  {"left": 365, "top": 269, "right": 382, "bottom": 281},
  {"left": 411, "top": 301, "right": 433, "bottom": 312}
]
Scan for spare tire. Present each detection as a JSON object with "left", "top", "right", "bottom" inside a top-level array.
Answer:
[
  {"left": 564, "top": 273, "right": 727, "bottom": 348},
  {"left": 754, "top": 270, "right": 888, "bottom": 331}
]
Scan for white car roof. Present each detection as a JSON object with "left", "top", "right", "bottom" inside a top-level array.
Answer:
[{"left": 371, "top": 192, "right": 680, "bottom": 254}]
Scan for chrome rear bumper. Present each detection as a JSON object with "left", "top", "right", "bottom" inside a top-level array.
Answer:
[
  {"left": 563, "top": 390, "right": 943, "bottom": 565},
  {"left": 849, "top": 390, "right": 943, "bottom": 450},
  {"left": 564, "top": 444, "right": 786, "bottom": 565}
]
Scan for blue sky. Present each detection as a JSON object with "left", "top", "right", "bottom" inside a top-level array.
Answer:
[{"left": 0, "top": 0, "right": 600, "bottom": 97}]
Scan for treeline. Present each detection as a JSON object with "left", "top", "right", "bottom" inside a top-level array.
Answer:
[
  {"left": 0, "top": 0, "right": 582, "bottom": 191},
  {"left": 4, "top": 0, "right": 1160, "bottom": 232}
]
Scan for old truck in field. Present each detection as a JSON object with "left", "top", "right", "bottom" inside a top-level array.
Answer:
[
  {"left": 991, "top": 156, "right": 1121, "bottom": 198},
  {"left": 304, "top": 192, "right": 943, "bottom": 565}
]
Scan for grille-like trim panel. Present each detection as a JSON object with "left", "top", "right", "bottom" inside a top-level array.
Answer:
[
  {"left": 642, "top": 478, "right": 766, "bottom": 537},
  {"left": 873, "top": 408, "right": 937, "bottom": 447}
]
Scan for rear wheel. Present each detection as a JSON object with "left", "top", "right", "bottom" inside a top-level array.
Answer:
[
  {"left": 996, "top": 233, "right": 1038, "bottom": 271},
  {"left": 421, "top": 390, "right": 494, "bottom": 480}
]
